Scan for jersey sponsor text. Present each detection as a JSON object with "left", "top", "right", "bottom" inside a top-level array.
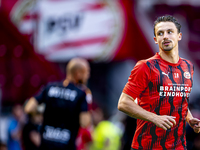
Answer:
[
  {"left": 48, "top": 86, "right": 77, "bottom": 101},
  {"left": 43, "top": 125, "right": 71, "bottom": 143}
]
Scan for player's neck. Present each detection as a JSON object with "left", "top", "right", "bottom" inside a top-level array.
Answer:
[
  {"left": 65, "top": 76, "right": 76, "bottom": 85},
  {"left": 159, "top": 48, "right": 179, "bottom": 64}
]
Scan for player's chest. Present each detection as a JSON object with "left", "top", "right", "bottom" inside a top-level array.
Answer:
[
  {"left": 150, "top": 64, "right": 192, "bottom": 84},
  {"left": 149, "top": 65, "right": 193, "bottom": 95}
]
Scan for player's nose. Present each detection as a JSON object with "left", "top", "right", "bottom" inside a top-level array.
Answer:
[{"left": 163, "top": 31, "right": 169, "bottom": 39}]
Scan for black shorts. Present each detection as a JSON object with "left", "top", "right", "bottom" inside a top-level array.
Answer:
[{"left": 131, "top": 148, "right": 137, "bottom": 150}]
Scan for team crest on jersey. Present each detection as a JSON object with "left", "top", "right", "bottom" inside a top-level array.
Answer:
[{"left": 184, "top": 72, "right": 191, "bottom": 79}]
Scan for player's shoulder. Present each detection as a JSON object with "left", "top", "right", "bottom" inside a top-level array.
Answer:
[
  {"left": 77, "top": 84, "right": 92, "bottom": 94},
  {"left": 46, "top": 81, "right": 63, "bottom": 87},
  {"left": 46, "top": 81, "right": 84, "bottom": 92},
  {"left": 136, "top": 55, "right": 157, "bottom": 68},
  {"left": 180, "top": 57, "right": 194, "bottom": 66},
  {"left": 146, "top": 53, "right": 160, "bottom": 63},
  {"left": 67, "top": 83, "right": 87, "bottom": 97}
]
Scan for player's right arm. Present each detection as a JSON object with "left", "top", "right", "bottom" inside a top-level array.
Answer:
[
  {"left": 118, "top": 93, "right": 176, "bottom": 130},
  {"left": 24, "top": 97, "right": 38, "bottom": 114},
  {"left": 24, "top": 84, "right": 47, "bottom": 114}
]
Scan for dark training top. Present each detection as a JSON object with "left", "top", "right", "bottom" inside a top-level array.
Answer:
[
  {"left": 22, "top": 120, "right": 41, "bottom": 150},
  {"left": 123, "top": 53, "right": 194, "bottom": 150},
  {"left": 34, "top": 82, "right": 88, "bottom": 150}
]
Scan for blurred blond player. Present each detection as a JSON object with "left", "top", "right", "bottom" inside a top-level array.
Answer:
[
  {"left": 63, "top": 58, "right": 93, "bottom": 150},
  {"left": 24, "top": 57, "right": 91, "bottom": 150}
]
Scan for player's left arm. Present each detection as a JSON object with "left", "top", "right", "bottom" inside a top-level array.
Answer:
[
  {"left": 79, "top": 111, "right": 91, "bottom": 128},
  {"left": 186, "top": 64, "right": 200, "bottom": 133},
  {"left": 186, "top": 109, "right": 200, "bottom": 133},
  {"left": 79, "top": 91, "right": 91, "bottom": 128}
]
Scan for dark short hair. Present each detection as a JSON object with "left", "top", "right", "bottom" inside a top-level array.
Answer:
[{"left": 153, "top": 15, "right": 181, "bottom": 36}]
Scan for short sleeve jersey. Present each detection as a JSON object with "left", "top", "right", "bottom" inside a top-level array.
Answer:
[
  {"left": 123, "top": 53, "right": 194, "bottom": 150},
  {"left": 34, "top": 82, "right": 88, "bottom": 150}
]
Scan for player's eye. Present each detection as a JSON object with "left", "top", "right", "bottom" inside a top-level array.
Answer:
[
  {"left": 158, "top": 32, "right": 163, "bottom": 36},
  {"left": 168, "top": 31, "right": 172, "bottom": 34}
]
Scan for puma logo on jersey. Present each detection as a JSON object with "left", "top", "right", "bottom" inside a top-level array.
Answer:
[{"left": 162, "top": 72, "right": 169, "bottom": 78}]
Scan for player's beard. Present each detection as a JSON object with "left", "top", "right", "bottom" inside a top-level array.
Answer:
[
  {"left": 162, "top": 41, "right": 173, "bottom": 51},
  {"left": 163, "top": 46, "right": 173, "bottom": 51}
]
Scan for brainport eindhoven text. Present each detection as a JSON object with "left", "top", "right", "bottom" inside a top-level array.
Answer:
[{"left": 159, "top": 85, "right": 192, "bottom": 97}]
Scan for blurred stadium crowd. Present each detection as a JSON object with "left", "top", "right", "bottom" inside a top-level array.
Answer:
[{"left": 0, "top": 0, "right": 200, "bottom": 150}]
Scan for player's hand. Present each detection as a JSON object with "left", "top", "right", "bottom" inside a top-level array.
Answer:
[
  {"left": 189, "top": 118, "right": 200, "bottom": 133},
  {"left": 152, "top": 115, "right": 176, "bottom": 130}
]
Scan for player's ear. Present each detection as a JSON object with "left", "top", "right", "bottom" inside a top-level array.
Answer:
[
  {"left": 178, "top": 32, "right": 182, "bottom": 41},
  {"left": 154, "top": 36, "right": 158, "bottom": 44}
]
